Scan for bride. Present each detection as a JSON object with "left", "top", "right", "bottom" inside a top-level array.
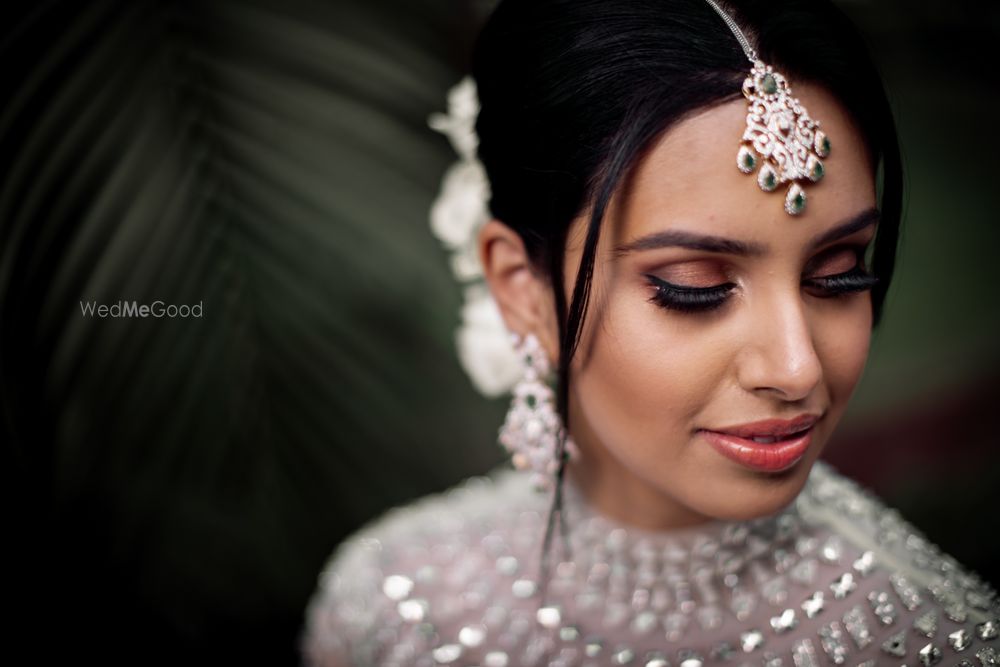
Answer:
[{"left": 302, "top": 0, "right": 999, "bottom": 665}]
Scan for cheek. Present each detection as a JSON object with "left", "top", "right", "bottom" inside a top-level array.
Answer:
[
  {"left": 570, "top": 292, "right": 723, "bottom": 449},
  {"left": 814, "top": 298, "right": 873, "bottom": 401}
]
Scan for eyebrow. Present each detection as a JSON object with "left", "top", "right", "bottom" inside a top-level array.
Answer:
[{"left": 612, "top": 206, "right": 880, "bottom": 258}]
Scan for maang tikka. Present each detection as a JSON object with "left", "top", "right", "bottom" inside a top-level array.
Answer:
[
  {"left": 498, "top": 332, "right": 580, "bottom": 493},
  {"left": 703, "top": 0, "right": 831, "bottom": 216}
]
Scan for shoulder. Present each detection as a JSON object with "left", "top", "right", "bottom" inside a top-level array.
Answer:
[
  {"left": 794, "top": 460, "right": 999, "bottom": 665},
  {"left": 301, "top": 467, "right": 542, "bottom": 666}
]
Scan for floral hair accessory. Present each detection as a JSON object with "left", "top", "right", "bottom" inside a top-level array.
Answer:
[{"left": 427, "top": 77, "right": 520, "bottom": 396}]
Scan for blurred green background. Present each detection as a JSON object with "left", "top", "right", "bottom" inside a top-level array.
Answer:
[{"left": 1, "top": 0, "right": 996, "bottom": 664}]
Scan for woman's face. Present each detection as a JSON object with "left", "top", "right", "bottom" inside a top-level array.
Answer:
[{"left": 560, "top": 82, "right": 878, "bottom": 528}]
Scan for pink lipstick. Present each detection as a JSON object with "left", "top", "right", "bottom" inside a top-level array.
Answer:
[{"left": 699, "top": 414, "right": 820, "bottom": 473}]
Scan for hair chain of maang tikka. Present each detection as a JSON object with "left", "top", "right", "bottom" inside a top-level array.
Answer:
[{"left": 702, "top": 0, "right": 831, "bottom": 216}]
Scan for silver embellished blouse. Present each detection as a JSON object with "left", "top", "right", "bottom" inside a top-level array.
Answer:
[{"left": 302, "top": 460, "right": 999, "bottom": 667}]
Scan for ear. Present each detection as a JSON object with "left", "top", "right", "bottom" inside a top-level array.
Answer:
[{"left": 478, "top": 219, "right": 561, "bottom": 364}]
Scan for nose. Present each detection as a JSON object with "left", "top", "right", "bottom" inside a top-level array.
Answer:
[{"left": 736, "top": 293, "right": 823, "bottom": 402}]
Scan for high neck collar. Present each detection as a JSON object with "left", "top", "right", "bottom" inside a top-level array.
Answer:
[{"left": 553, "top": 464, "right": 810, "bottom": 568}]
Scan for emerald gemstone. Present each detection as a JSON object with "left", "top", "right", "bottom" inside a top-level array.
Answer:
[
  {"left": 761, "top": 74, "right": 778, "bottom": 95},
  {"left": 758, "top": 164, "right": 778, "bottom": 191},
  {"left": 821, "top": 136, "right": 831, "bottom": 154},
  {"left": 785, "top": 184, "right": 807, "bottom": 215},
  {"left": 737, "top": 146, "right": 757, "bottom": 173},
  {"left": 812, "top": 161, "right": 824, "bottom": 180}
]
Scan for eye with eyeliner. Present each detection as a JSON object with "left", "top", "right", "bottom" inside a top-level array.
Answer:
[
  {"left": 803, "top": 244, "right": 878, "bottom": 296},
  {"left": 643, "top": 244, "right": 878, "bottom": 314},
  {"left": 644, "top": 273, "right": 735, "bottom": 313}
]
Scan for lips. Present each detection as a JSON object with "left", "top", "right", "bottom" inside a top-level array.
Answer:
[{"left": 699, "top": 414, "right": 821, "bottom": 473}]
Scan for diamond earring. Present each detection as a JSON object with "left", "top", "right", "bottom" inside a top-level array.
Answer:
[{"left": 498, "top": 332, "right": 580, "bottom": 492}]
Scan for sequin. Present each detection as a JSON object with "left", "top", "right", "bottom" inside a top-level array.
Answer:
[
  {"left": 851, "top": 551, "right": 876, "bottom": 577},
  {"left": 677, "top": 648, "right": 704, "bottom": 667},
  {"left": 842, "top": 605, "right": 872, "bottom": 649},
  {"left": 431, "top": 643, "right": 462, "bottom": 664},
  {"left": 946, "top": 600, "right": 970, "bottom": 623},
  {"left": 867, "top": 590, "right": 898, "bottom": 625},
  {"left": 819, "top": 536, "right": 843, "bottom": 564},
  {"left": 632, "top": 611, "right": 659, "bottom": 635},
  {"left": 771, "top": 608, "right": 798, "bottom": 633},
  {"left": 585, "top": 637, "right": 604, "bottom": 657},
  {"left": 830, "top": 573, "right": 857, "bottom": 599},
  {"left": 880, "top": 629, "right": 907, "bottom": 657},
  {"left": 398, "top": 598, "right": 430, "bottom": 622},
  {"left": 762, "top": 651, "right": 784, "bottom": 667},
  {"left": 613, "top": 647, "right": 637, "bottom": 664},
  {"left": 741, "top": 629, "right": 765, "bottom": 652},
  {"left": 818, "top": 621, "right": 849, "bottom": 665},
  {"left": 978, "top": 619, "right": 1000, "bottom": 641},
  {"left": 496, "top": 555, "right": 519, "bottom": 576},
  {"left": 512, "top": 579, "right": 537, "bottom": 598},
  {"left": 384, "top": 575, "right": 415, "bottom": 601},
  {"left": 918, "top": 642, "right": 943, "bottom": 666},
  {"left": 950, "top": 628, "right": 972, "bottom": 652},
  {"left": 790, "top": 559, "right": 818, "bottom": 586},
  {"left": 710, "top": 641, "right": 736, "bottom": 661},
  {"left": 913, "top": 610, "right": 938, "bottom": 638},
  {"left": 536, "top": 606, "right": 561, "bottom": 629},
  {"left": 483, "top": 651, "right": 509, "bottom": 667},
  {"left": 458, "top": 624, "right": 486, "bottom": 647},
  {"left": 977, "top": 646, "right": 999, "bottom": 666},
  {"left": 890, "top": 572, "right": 923, "bottom": 611},
  {"left": 801, "top": 592, "right": 824, "bottom": 619},
  {"left": 791, "top": 638, "right": 819, "bottom": 667}
]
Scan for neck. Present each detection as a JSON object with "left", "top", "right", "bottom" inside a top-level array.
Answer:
[{"left": 563, "top": 445, "right": 719, "bottom": 533}]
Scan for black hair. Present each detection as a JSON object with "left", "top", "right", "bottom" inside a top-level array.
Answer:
[{"left": 471, "top": 0, "right": 902, "bottom": 606}]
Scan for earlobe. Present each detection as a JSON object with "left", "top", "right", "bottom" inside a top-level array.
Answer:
[{"left": 478, "top": 219, "right": 561, "bottom": 363}]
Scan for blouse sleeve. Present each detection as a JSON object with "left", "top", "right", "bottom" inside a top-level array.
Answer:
[{"left": 301, "top": 530, "right": 394, "bottom": 667}]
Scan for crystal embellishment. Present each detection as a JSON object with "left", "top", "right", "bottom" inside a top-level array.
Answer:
[
  {"left": 830, "top": 572, "right": 857, "bottom": 599},
  {"left": 843, "top": 604, "right": 873, "bottom": 649},
  {"left": 913, "top": 610, "right": 938, "bottom": 638},
  {"left": 737, "top": 60, "right": 830, "bottom": 216},
  {"left": 890, "top": 572, "right": 923, "bottom": 610},
  {"left": 868, "top": 589, "right": 898, "bottom": 625},
  {"left": 950, "top": 628, "right": 972, "bottom": 652},
  {"left": 818, "top": 621, "right": 849, "bottom": 665},
  {"left": 978, "top": 619, "right": 1000, "bottom": 641},
  {"left": 801, "top": 591, "right": 825, "bottom": 619},
  {"left": 881, "top": 629, "right": 907, "bottom": 657},
  {"left": 852, "top": 551, "right": 876, "bottom": 577},
  {"left": 977, "top": 646, "right": 999, "bottom": 665},
  {"left": 919, "top": 642, "right": 943, "bottom": 666},
  {"left": 741, "top": 629, "right": 765, "bottom": 652},
  {"left": 771, "top": 608, "right": 798, "bottom": 633},
  {"left": 791, "top": 638, "right": 820, "bottom": 667}
]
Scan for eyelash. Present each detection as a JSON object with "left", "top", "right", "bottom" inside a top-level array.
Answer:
[{"left": 644, "top": 262, "right": 880, "bottom": 314}]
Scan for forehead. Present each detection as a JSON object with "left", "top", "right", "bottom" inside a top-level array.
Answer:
[{"left": 608, "top": 81, "right": 876, "bottom": 248}]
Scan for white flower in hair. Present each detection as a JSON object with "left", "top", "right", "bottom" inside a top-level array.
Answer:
[
  {"left": 428, "top": 76, "right": 519, "bottom": 397},
  {"left": 456, "top": 285, "right": 522, "bottom": 397}
]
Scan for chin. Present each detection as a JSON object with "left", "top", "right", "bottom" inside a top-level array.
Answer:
[{"left": 704, "top": 457, "right": 815, "bottom": 521}]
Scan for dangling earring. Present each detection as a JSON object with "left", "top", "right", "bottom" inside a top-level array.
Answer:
[{"left": 498, "top": 332, "right": 579, "bottom": 492}]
